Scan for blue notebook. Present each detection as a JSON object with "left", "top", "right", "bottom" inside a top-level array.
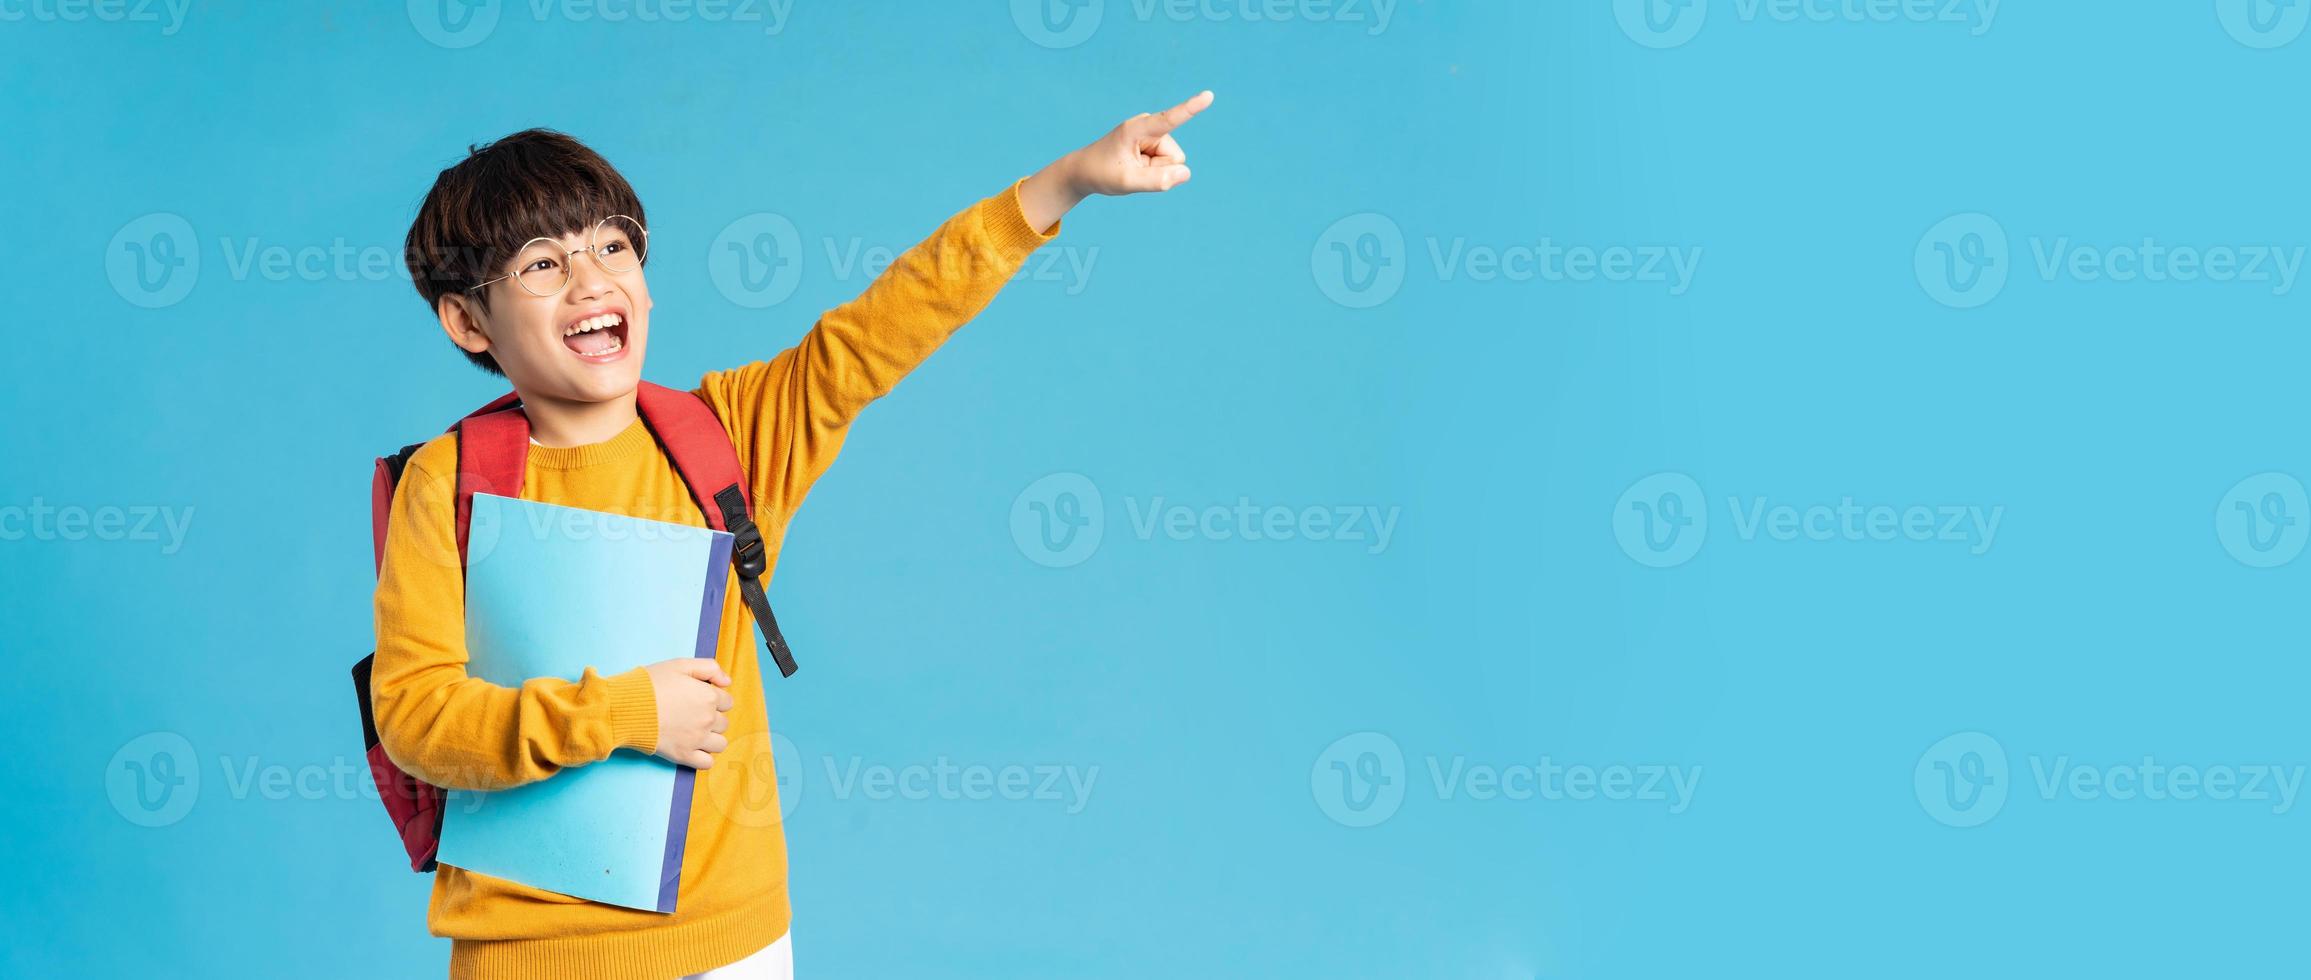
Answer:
[{"left": 438, "top": 493, "right": 732, "bottom": 913}]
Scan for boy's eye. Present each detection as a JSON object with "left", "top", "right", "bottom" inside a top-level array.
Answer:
[
  {"left": 592, "top": 217, "right": 646, "bottom": 270},
  {"left": 510, "top": 252, "right": 567, "bottom": 293}
]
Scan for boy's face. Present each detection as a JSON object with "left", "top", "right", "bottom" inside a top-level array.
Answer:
[{"left": 440, "top": 219, "right": 652, "bottom": 406}]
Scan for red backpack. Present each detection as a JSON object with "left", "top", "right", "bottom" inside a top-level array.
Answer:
[{"left": 349, "top": 382, "right": 798, "bottom": 872}]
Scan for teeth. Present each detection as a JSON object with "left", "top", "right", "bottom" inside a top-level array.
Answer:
[
  {"left": 586, "top": 337, "right": 625, "bottom": 357},
  {"left": 563, "top": 313, "right": 624, "bottom": 336}
]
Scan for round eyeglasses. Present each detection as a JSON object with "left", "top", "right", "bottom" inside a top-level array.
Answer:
[{"left": 467, "top": 215, "right": 648, "bottom": 297}]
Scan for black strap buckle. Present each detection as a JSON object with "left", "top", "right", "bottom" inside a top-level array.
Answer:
[
  {"left": 731, "top": 521, "right": 767, "bottom": 578},
  {"left": 712, "top": 485, "right": 798, "bottom": 677}
]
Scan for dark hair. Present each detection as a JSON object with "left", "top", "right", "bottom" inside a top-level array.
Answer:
[{"left": 403, "top": 129, "right": 646, "bottom": 376}]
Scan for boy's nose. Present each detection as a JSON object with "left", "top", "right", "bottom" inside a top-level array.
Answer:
[{"left": 567, "top": 249, "right": 614, "bottom": 300}]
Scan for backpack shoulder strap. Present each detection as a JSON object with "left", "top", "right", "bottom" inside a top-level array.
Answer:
[
  {"left": 371, "top": 388, "right": 522, "bottom": 573},
  {"left": 371, "top": 442, "right": 424, "bottom": 573},
  {"left": 635, "top": 382, "right": 799, "bottom": 678},
  {"left": 451, "top": 396, "right": 530, "bottom": 566},
  {"left": 636, "top": 382, "right": 746, "bottom": 518}
]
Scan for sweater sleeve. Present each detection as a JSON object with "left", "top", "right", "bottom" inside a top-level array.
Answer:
[
  {"left": 695, "top": 179, "right": 1060, "bottom": 525},
  {"left": 368, "top": 437, "right": 661, "bottom": 791}
]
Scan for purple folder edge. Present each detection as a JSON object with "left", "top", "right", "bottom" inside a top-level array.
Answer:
[{"left": 657, "top": 531, "right": 733, "bottom": 914}]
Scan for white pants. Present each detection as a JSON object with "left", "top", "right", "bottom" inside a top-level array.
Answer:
[{"left": 680, "top": 932, "right": 790, "bottom": 980}]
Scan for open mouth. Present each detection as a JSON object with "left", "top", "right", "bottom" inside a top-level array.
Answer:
[{"left": 561, "top": 311, "right": 629, "bottom": 361}]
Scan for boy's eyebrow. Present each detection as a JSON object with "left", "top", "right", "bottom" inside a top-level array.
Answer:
[
  {"left": 510, "top": 231, "right": 580, "bottom": 254},
  {"left": 525, "top": 223, "right": 607, "bottom": 246}
]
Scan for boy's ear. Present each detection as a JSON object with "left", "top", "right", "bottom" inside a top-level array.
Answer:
[{"left": 437, "top": 293, "right": 493, "bottom": 358}]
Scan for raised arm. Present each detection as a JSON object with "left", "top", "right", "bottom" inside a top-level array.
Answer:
[{"left": 697, "top": 91, "right": 1215, "bottom": 520}]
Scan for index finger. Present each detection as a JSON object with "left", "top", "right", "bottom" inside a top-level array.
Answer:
[{"left": 1145, "top": 90, "right": 1215, "bottom": 136}]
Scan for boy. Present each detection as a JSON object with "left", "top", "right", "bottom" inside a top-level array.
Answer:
[{"left": 372, "top": 91, "right": 1213, "bottom": 979}]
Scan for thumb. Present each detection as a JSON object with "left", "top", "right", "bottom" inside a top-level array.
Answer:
[{"left": 1124, "top": 164, "right": 1192, "bottom": 193}]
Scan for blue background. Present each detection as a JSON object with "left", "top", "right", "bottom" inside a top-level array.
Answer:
[{"left": 4, "top": 1, "right": 2307, "bottom": 976}]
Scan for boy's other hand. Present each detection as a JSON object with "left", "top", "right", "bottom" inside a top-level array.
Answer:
[
  {"left": 1022, "top": 90, "right": 1214, "bottom": 230},
  {"left": 644, "top": 658, "right": 734, "bottom": 769}
]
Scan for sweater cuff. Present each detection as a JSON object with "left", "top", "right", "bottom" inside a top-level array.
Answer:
[
  {"left": 605, "top": 667, "right": 659, "bottom": 754},
  {"left": 992, "top": 178, "right": 1063, "bottom": 256}
]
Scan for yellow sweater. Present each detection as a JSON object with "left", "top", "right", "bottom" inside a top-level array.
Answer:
[{"left": 371, "top": 182, "right": 1056, "bottom": 980}]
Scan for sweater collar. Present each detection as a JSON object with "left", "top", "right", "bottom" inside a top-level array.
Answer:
[{"left": 524, "top": 417, "right": 654, "bottom": 470}]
